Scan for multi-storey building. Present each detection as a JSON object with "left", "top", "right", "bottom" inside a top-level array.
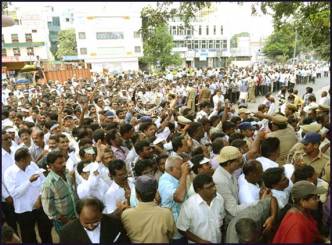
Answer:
[
  {"left": 74, "top": 5, "right": 143, "bottom": 72},
  {"left": 2, "top": 5, "right": 59, "bottom": 66}
]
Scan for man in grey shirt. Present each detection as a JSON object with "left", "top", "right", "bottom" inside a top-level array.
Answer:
[{"left": 226, "top": 196, "right": 278, "bottom": 243}]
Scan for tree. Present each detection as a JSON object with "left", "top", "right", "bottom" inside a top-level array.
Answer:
[
  {"left": 140, "top": 2, "right": 211, "bottom": 42},
  {"left": 230, "top": 32, "right": 250, "bottom": 48},
  {"left": 2, "top": 2, "right": 9, "bottom": 14},
  {"left": 55, "top": 29, "right": 77, "bottom": 60},
  {"left": 251, "top": 2, "right": 330, "bottom": 60},
  {"left": 140, "top": 24, "right": 181, "bottom": 70}
]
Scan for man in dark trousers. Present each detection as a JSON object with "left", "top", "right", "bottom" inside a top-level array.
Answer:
[{"left": 59, "top": 198, "right": 129, "bottom": 244}]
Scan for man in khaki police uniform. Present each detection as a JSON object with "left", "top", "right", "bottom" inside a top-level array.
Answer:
[{"left": 267, "top": 114, "right": 297, "bottom": 165}]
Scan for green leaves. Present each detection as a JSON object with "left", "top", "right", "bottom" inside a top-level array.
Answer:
[
  {"left": 252, "top": 2, "right": 330, "bottom": 60},
  {"left": 141, "top": 24, "right": 181, "bottom": 70},
  {"left": 55, "top": 29, "right": 77, "bottom": 60}
]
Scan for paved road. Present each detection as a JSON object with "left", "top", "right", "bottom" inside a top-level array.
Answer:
[{"left": 246, "top": 75, "right": 330, "bottom": 111}]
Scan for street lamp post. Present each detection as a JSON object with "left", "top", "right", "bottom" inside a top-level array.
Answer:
[{"left": 293, "top": 29, "right": 297, "bottom": 65}]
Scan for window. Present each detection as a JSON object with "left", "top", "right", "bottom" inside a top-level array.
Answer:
[
  {"left": 206, "top": 26, "right": 209, "bottom": 35},
  {"left": 13, "top": 48, "right": 21, "bottom": 56},
  {"left": 96, "top": 32, "right": 124, "bottom": 40},
  {"left": 222, "top": 40, "right": 227, "bottom": 49},
  {"left": 11, "top": 34, "right": 19, "bottom": 43},
  {"left": 213, "top": 25, "right": 216, "bottom": 35},
  {"left": 32, "top": 29, "right": 37, "bottom": 33},
  {"left": 215, "top": 40, "right": 221, "bottom": 49},
  {"left": 66, "top": 18, "right": 70, "bottom": 22},
  {"left": 194, "top": 40, "right": 199, "bottom": 49},
  {"left": 186, "top": 26, "right": 192, "bottom": 36},
  {"left": 220, "top": 25, "right": 223, "bottom": 35},
  {"left": 134, "top": 46, "right": 141, "bottom": 53},
  {"left": 201, "top": 40, "right": 206, "bottom": 49},
  {"left": 198, "top": 26, "right": 202, "bottom": 35},
  {"left": 172, "top": 26, "right": 176, "bottom": 35},
  {"left": 25, "top": 33, "right": 32, "bottom": 42},
  {"left": 134, "top": 31, "right": 140, "bottom": 38},
  {"left": 2, "top": 49, "right": 7, "bottom": 57},
  {"left": 80, "top": 48, "right": 87, "bottom": 55},
  {"left": 78, "top": 32, "right": 86, "bottom": 39},
  {"left": 198, "top": 40, "right": 202, "bottom": 49},
  {"left": 27, "top": 47, "right": 34, "bottom": 56},
  {"left": 209, "top": 40, "right": 214, "bottom": 49},
  {"left": 186, "top": 40, "right": 192, "bottom": 49},
  {"left": 53, "top": 17, "right": 60, "bottom": 26}
]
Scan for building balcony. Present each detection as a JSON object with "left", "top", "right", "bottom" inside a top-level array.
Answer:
[{"left": 3, "top": 42, "right": 45, "bottom": 48}]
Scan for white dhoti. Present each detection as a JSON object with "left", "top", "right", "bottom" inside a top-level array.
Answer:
[{"left": 239, "top": 92, "right": 248, "bottom": 100}]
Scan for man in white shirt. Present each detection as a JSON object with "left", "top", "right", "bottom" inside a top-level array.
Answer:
[
  {"left": 256, "top": 137, "right": 280, "bottom": 172},
  {"left": 238, "top": 160, "right": 263, "bottom": 205},
  {"left": 1, "top": 131, "right": 18, "bottom": 232},
  {"left": 76, "top": 161, "right": 109, "bottom": 201},
  {"left": 262, "top": 167, "right": 292, "bottom": 209},
  {"left": 4, "top": 147, "right": 52, "bottom": 243},
  {"left": 177, "top": 174, "right": 225, "bottom": 243},
  {"left": 103, "top": 160, "right": 137, "bottom": 214},
  {"left": 212, "top": 89, "right": 224, "bottom": 112}
]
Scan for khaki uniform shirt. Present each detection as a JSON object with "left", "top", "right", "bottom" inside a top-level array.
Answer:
[
  {"left": 303, "top": 151, "right": 330, "bottom": 181},
  {"left": 121, "top": 202, "right": 176, "bottom": 243},
  {"left": 267, "top": 125, "right": 298, "bottom": 165}
]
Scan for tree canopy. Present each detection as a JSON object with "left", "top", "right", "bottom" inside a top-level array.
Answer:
[
  {"left": 55, "top": 29, "right": 77, "bottom": 60},
  {"left": 252, "top": 2, "right": 330, "bottom": 60},
  {"left": 140, "top": 24, "right": 181, "bottom": 70}
]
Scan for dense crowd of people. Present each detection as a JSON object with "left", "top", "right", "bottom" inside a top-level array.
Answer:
[{"left": 1, "top": 61, "right": 330, "bottom": 244}]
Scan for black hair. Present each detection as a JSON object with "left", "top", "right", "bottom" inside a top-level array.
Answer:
[
  {"left": 46, "top": 150, "right": 64, "bottom": 165},
  {"left": 228, "top": 133, "right": 244, "bottom": 144},
  {"left": 76, "top": 198, "right": 105, "bottom": 215},
  {"left": 235, "top": 218, "right": 258, "bottom": 243},
  {"left": 260, "top": 137, "right": 280, "bottom": 158},
  {"left": 187, "top": 122, "right": 203, "bottom": 138},
  {"left": 134, "top": 159, "right": 154, "bottom": 177},
  {"left": 191, "top": 154, "right": 205, "bottom": 175},
  {"left": 108, "top": 159, "right": 126, "bottom": 176},
  {"left": 134, "top": 140, "right": 150, "bottom": 155},
  {"left": 18, "top": 128, "right": 31, "bottom": 137},
  {"left": 14, "top": 147, "right": 30, "bottom": 162},
  {"left": 222, "top": 121, "right": 236, "bottom": 132},
  {"left": 210, "top": 132, "right": 226, "bottom": 142},
  {"left": 293, "top": 165, "right": 316, "bottom": 183},
  {"left": 79, "top": 137, "right": 93, "bottom": 148},
  {"left": 192, "top": 146, "right": 204, "bottom": 156},
  {"left": 139, "top": 122, "right": 154, "bottom": 133},
  {"left": 120, "top": 124, "right": 133, "bottom": 136},
  {"left": 231, "top": 139, "right": 247, "bottom": 149},
  {"left": 77, "top": 160, "right": 92, "bottom": 175},
  {"left": 172, "top": 136, "right": 184, "bottom": 152},
  {"left": 105, "top": 129, "right": 118, "bottom": 145},
  {"left": 93, "top": 129, "right": 105, "bottom": 143},
  {"left": 262, "top": 167, "right": 284, "bottom": 188},
  {"left": 243, "top": 160, "right": 262, "bottom": 176},
  {"left": 193, "top": 174, "right": 213, "bottom": 193},
  {"left": 212, "top": 137, "right": 224, "bottom": 154}
]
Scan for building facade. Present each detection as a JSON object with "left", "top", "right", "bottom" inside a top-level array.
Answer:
[
  {"left": 74, "top": 6, "right": 143, "bottom": 72},
  {"left": 2, "top": 5, "right": 58, "bottom": 64},
  {"left": 169, "top": 15, "right": 230, "bottom": 69}
]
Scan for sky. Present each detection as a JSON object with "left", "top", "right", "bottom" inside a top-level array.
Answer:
[{"left": 10, "top": 2, "right": 273, "bottom": 39}]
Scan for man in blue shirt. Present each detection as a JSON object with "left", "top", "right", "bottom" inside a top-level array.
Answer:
[{"left": 158, "top": 156, "right": 190, "bottom": 245}]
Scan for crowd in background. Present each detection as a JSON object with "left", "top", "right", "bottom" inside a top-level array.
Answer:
[{"left": 1, "top": 61, "right": 330, "bottom": 243}]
